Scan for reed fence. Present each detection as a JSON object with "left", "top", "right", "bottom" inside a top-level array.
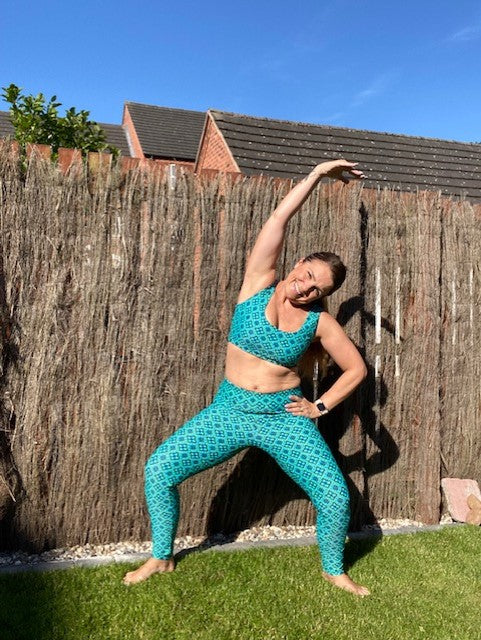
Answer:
[{"left": 0, "top": 143, "right": 480, "bottom": 552}]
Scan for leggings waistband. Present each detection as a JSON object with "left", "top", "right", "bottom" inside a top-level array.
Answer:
[{"left": 213, "top": 378, "right": 303, "bottom": 414}]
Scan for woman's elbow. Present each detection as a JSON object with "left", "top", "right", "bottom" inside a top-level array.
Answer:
[{"left": 353, "top": 364, "right": 368, "bottom": 385}]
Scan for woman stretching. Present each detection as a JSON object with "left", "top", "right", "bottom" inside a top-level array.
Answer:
[{"left": 123, "top": 159, "right": 370, "bottom": 596}]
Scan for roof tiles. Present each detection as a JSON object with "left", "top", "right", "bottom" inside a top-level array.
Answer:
[
  {"left": 210, "top": 110, "right": 481, "bottom": 202},
  {"left": 125, "top": 102, "right": 205, "bottom": 160}
]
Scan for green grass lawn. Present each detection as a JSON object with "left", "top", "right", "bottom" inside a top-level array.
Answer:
[{"left": 1, "top": 525, "right": 480, "bottom": 640}]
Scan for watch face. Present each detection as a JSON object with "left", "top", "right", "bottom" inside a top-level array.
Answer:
[{"left": 316, "top": 401, "right": 326, "bottom": 412}]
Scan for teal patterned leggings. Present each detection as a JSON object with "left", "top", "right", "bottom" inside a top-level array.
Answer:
[{"left": 144, "top": 379, "right": 350, "bottom": 575}]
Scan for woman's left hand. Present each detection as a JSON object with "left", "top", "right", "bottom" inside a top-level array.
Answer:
[
  {"left": 313, "top": 159, "right": 366, "bottom": 184},
  {"left": 285, "top": 395, "right": 322, "bottom": 419}
]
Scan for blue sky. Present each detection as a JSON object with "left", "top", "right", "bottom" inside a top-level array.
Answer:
[{"left": 2, "top": 0, "right": 481, "bottom": 142}]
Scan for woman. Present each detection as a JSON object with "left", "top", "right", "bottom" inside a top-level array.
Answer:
[{"left": 123, "top": 159, "right": 370, "bottom": 596}]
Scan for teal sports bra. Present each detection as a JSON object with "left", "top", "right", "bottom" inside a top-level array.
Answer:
[{"left": 228, "top": 284, "right": 323, "bottom": 368}]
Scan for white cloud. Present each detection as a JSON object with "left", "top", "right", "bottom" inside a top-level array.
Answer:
[
  {"left": 322, "top": 111, "right": 346, "bottom": 124},
  {"left": 447, "top": 24, "right": 481, "bottom": 43},
  {"left": 350, "top": 73, "right": 396, "bottom": 108}
]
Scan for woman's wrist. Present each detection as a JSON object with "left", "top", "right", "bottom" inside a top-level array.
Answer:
[{"left": 310, "top": 166, "right": 327, "bottom": 181}]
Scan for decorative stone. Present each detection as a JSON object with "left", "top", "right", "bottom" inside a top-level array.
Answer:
[
  {"left": 441, "top": 478, "right": 481, "bottom": 522},
  {"left": 466, "top": 494, "right": 481, "bottom": 525}
]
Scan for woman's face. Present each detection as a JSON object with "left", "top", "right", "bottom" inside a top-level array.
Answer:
[{"left": 284, "top": 259, "right": 334, "bottom": 305}]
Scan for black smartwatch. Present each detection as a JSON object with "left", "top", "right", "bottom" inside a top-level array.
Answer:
[{"left": 314, "top": 400, "right": 329, "bottom": 416}]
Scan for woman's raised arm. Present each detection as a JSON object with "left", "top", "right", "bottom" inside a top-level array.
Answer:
[{"left": 240, "top": 159, "right": 365, "bottom": 295}]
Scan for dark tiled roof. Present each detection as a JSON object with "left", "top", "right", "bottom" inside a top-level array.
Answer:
[
  {"left": 99, "top": 123, "right": 131, "bottom": 156},
  {"left": 0, "top": 111, "right": 131, "bottom": 156},
  {"left": 126, "top": 101, "right": 204, "bottom": 160},
  {"left": 210, "top": 110, "right": 481, "bottom": 202},
  {"left": 0, "top": 111, "right": 14, "bottom": 138}
]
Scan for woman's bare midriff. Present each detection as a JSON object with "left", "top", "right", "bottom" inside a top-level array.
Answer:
[{"left": 224, "top": 342, "right": 301, "bottom": 392}]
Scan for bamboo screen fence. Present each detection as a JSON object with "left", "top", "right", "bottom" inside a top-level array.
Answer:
[{"left": 0, "top": 143, "right": 480, "bottom": 552}]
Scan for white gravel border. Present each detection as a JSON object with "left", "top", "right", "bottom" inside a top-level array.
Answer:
[{"left": 0, "top": 515, "right": 459, "bottom": 574}]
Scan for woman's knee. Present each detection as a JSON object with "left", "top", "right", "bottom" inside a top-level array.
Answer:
[
  {"left": 337, "top": 477, "right": 350, "bottom": 510},
  {"left": 329, "top": 466, "right": 349, "bottom": 500},
  {"left": 144, "top": 446, "right": 171, "bottom": 485},
  {"left": 312, "top": 467, "right": 350, "bottom": 511}
]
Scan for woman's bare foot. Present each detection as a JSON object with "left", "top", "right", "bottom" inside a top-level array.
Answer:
[
  {"left": 322, "top": 572, "right": 370, "bottom": 596},
  {"left": 122, "top": 557, "right": 175, "bottom": 585}
]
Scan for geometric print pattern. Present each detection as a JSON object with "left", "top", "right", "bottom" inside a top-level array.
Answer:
[
  {"left": 228, "top": 285, "right": 322, "bottom": 368},
  {"left": 144, "top": 379, "right": 350, "bottom": 575}
]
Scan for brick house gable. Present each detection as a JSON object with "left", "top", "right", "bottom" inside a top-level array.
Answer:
[
  {"left": 123, "top": 102, "right": 205, "bottom": 163},
  {"left": 195, "top": 111, "right": 240, "bottom": 174}
]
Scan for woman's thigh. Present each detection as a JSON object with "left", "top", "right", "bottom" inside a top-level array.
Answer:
[
  {"left": 253, "top": 414, "right": 348, "bottom": 499},
  {"left": 145, "top": 405, "right": 248, "bottom": 486}
]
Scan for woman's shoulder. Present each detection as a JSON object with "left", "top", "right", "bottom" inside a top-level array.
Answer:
[{"left": 314, "top": 309, "right": 343, "bottom": 336}]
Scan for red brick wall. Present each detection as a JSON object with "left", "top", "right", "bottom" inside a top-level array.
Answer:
[
  {"left": 196, "top": 114, "right": 239, "bottom": 173},
  {"left": 6, "top": 141, "right": 194, "bottom": 179},
  {"left": 122, "top": 105, "right": 144, "bottom": 158},
  {"left": 152, "top": 159, "right": 194, "bottom": 172}
]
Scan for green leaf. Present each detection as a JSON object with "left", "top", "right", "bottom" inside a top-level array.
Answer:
[{"left": 4, "top": 83, "right": 114, "bottom": 157}]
